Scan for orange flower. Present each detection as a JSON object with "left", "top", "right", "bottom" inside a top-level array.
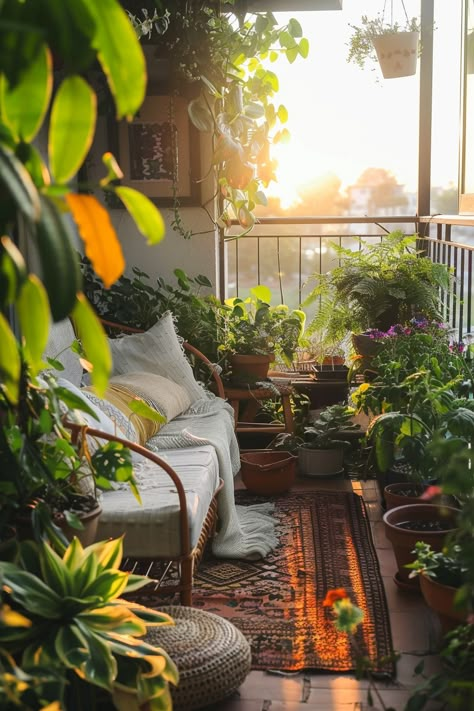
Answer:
[
  {"left": 420, "top": 485, "right": 443, "bottom": 501},
  {"left": 323, "top": 588, "right": 348, "bottom": 607}
]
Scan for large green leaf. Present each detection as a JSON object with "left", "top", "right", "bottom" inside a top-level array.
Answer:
[
  {"left": 80, "top": 0, "right": 146, "bottom": 120},
  {"left": 0, "top": 143, "right": 40, "bottom": 222},
  {"left": 39, "top": 540, "right": 73, "bottom": 597},
  {"left": 54, "top": 624, "right": 89, "bottom": 668},
  {"left": 16, "top": 274, "right": 50, "bottom": 375},
  {"left": 81, "top": 570, "right": 129, "bottom": 602},
  {"left": 0, "top": 312, "right": 20, "bottom": 404},
  {"left": 72, "top": 294, "right": 111, "bottom": 395},
  {"left": 250, "top": 284, "right": 272, "bottom": 304},
  {"left": 0, "top": 564, "right": 63, "bottom": 618},
  {"left": 76, "top": 623, "right": 117, "bottom": 690},
  {"left": 115, "top": 186, "right": 165, "bottom": 245},
  {"left": 0, "top": 43, "right": 52, "bottom": 142},
  {"left": 49, "top": 75, "right": 96, "bottom": 184}
]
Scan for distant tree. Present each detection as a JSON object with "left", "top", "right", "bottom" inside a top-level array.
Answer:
[{"left": 353, "top": 167, "right": 407, "bottom": 209}]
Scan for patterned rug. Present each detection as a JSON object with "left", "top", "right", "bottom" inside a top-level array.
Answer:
[{"left": 192, "top": 490, "right": 395, "bottom": 674}]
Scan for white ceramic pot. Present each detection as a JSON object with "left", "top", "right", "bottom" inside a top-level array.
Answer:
[
  {"left": 297, "top": 446, "right": 344, "bottom": 477},
  {"left": 372, "top": 31, "right": 419, "bottom": 79}
]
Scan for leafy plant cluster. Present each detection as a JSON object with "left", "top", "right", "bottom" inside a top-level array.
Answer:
[
  {"left": 219, "top": 285, "right": 306, "bottom": 366},
  {"left": 273, "top": 403, "right": 360, "bottom": 454},
  {"left": 304, "top": 232, "right": 450, "bottom": 346},
  {"left": 0, "top": 537, "right": 178, "bottom": 710},
  {"left": 81, "top": 257, "right": 221, "bottom": 362},
  {"left": 127, "top": 0, "right": 309, "bottom": 234}
]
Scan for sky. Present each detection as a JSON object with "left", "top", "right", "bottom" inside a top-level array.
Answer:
[{"left": 266, "top": 0, "right": 462, "bottom": 206}]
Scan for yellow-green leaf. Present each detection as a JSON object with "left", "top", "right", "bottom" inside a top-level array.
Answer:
[
  {"left": 16, "top": 274, "right": 50, "bottom": 375},
  {"left": 72, "top": 294, "right": 111, "bottom": 395},
  {"left": 100, "top": 152, "right": 124, "bottom": 185},
  {"left": 49, "top": 75, "right": 97, "bottom": 184},
  {"left": 0, "top": 43, "right": 52, "bottom": 143},
  {"left": 114, "top": 186, "right": 165, "bottom": 245},
  {"left": 66, "top": 193, "right": 125, "bottom": 288},
  {"left": 0, "top": 312, "right": 20, "bottom": 404},
  {"left": 128, "top": 398, "right": 167, "bottom": 424},
  {"left": 299, "top": 38, "right": 310, "bottom": 59},
  {"left": 81, "top": 0, "right": 146, "bottom": 120}
]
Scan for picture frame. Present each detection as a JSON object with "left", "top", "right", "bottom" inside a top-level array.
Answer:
[{"left": 111, "top": 94, "right": 201, "bottom": 207}]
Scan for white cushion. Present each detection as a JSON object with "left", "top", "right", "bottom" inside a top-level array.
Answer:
[
  {"left": 43, "top": 320, "right": 83, "bottom": 387},
  {"left": 109, "top": 372, "right": 192, "bottom": 422},
  {"left": 108, "top": 312, "right": 206, "bottom": 404},
  {"left": 97, "top": 445, "right": 220, "bottom": 558}
]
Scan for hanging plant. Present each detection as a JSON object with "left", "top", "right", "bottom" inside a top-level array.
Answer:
[
  {"left": 347, "top": 0, "right": 421, "bottom": 79},
  {"left": 126, "top": 2, "right": 309, "bottom": 235}
]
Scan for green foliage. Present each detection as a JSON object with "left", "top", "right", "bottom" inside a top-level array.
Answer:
[
  {"left": 300, "top": 404, "right": 360, "bottom": 451},
  {"left": 0, "top": 537, "right": 178, "bottom": 710},
  {"left": 347, "top": 13, "right": 421, "bottom": 70},
  {"left": 303, "top": 232, "right": 450, "bottom": 345},
  {"left": 406, "top": 624, "right": 474, "bottom": 711},
  {"left": 81, "top": 257, "right": 221, "bottom": 362},
  {"left": 408, "top": 542, "right": 468, "bottom": 590},
  {"left": 128, "top": 1, "right": 309, "bottom": 235},
  {"left": 219, "top": 285, "right": 306, "bottom": 366},
  {"left": 0, "top": 0, "right": 165, "bottom": 396}
]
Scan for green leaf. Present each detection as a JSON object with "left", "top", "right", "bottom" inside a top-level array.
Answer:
[
  {"left": 49, "top": 75, "right": 97, "bottom": 184},
  {"left": 72, "top": 294, "right": 111, "bottom": 396},
  {"left": 188, "top": 97, "right": 214, "bottom": 132},
  {"left": 55, "top": 624, "right": 89, "bottom": 669},
  {"left": 250, "top": 284, "right": 272, "bottom": 304},
  {"left": 0, "top": 564, "right": 63, "bottom": 618},
  {"left": 76, "top": 623, "right": 117, "bottom": 690},
  {"left": 0, "top": 235, "right": 27, "bottom": 305},
  {"left": 0, "top": 312, "right": 21, "bottom": 404},
  {"left": 80, "top": 0, "right": 146, "bottom": 121},
  {"left": 277, "top": 105, "right": 289, "bottom": 124},
  {"left": 288, "top": 18, "right": 303, "bottom": 38},
  {"left": 114, "top": 186, "right": 165, "bottom": 245},
  {"left": 286, "top": 46, "right": 299, "bottom": 64},
  {"left": 243, "top": 102, "right": 265, "bottom": 119},
  {"left": 128, "top": 398, "right": 167, "bottom": 424},
  {"left": 16, "top": 274, "right": 50, "bottom": 375},
  {"left": 39, "top": 541, "right": 72, "bottom": 597},
  {"left": 299, "top": 38, "right": 310, "bottom": 58},
  {"left": 16, "top": 141, "right": 50, "bottom": 189},
  {"left": 279, "top": 30, "right": 297, "bottom": 50},
  {"left": 0, "top": 143, "right": 41, "bottom": 222},
  {"left": 0, "top": 43, "right": 52, "bottom": 143},
  {"left": 82, "top": 570, "right": 129, "bottom": 602}
]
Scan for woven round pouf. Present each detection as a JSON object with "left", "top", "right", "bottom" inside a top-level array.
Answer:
[{"left": 145, "top": 606, "right": 251, "bottom": 711}]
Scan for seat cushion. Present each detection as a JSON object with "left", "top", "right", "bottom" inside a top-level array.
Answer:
[
  {"left": 96, "top": 445, "right": 220, "bottom": 558},
  {"left": 108, "top": 312, "right": 206, "bottom": 404}
]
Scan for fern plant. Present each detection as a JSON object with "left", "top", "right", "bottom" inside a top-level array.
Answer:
[{"left": 303, "top": 231, "right": 451, "bottom": 345}]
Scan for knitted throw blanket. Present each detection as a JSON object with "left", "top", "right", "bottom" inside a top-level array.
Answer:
[{"left": 147, "top": 396, "right": 277, "bottom": 560}]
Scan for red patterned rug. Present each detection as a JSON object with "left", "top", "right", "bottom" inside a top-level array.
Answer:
[{"left": 192, "top": 490, "right": 395, "bottom": 674}]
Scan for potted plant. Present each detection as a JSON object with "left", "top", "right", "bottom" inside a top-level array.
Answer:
[
  {"left": 408, "top": 542, "right": 470, "bottom": 633},
  {"left": 347, "top": 9, "right": 421, "bottom": 79},
  {"left": 303, "top": 232, "right": 450, "bottom": 356},
  {"left": 219, "top": 285, "right": 306, "bottom": 381},
  {"left": 296, "top": 404, "right": 360, "bottom": 477},
  {"left": 0, "top": 536, "right": 178, "bottom": 709}
]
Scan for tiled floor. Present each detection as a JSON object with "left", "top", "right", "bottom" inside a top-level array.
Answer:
[{"left": 201, "top": 476, "right": 444, "bottom": 711}]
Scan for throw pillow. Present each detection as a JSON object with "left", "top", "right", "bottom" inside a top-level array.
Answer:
[
  {"left": 108, "top": 311, "right": 206, "bottom": 404},
  {"left": 109, "top": 372, "right": 192, "bottom": 423}
]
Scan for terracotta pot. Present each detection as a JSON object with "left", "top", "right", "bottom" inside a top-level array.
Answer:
[
  {"left": 59, "top": 503, "right": 102, "bottom": 547},
  {"left": 384, "top": 483, "right": 458, "bottom": 511},
  {"left": 229, "top": 354, "right": 272, "bottom": 380},
  {"left": 419, "top": 573, "right": 468, "bottom": 634},
  {"left": 297, "top": 446, "right": 344, "bottom": 477},
  {"left": 240, "top": 451, "right": 297, "bottom": 495},
  {"left": 383, "top": 503, "right": 460, "bottom": 591},
  {"left": 372, "top": 31, "right": 419, "bottom": 79}
]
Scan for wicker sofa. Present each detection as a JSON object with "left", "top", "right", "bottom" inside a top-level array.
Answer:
[{"left": 46, "top": 313, "right": 234, "bottom": 606}]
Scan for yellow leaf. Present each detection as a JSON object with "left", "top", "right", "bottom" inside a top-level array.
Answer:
[{"left": 65, "top": 193, "right": 124, "bottom": 288}]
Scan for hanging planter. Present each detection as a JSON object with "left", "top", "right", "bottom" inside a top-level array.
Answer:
[
  {"left": 371, "top": 30, "right": 419, "bottom": 78},
  {"left": 347, "top": 1, "right": 421, "bottom": 80}
]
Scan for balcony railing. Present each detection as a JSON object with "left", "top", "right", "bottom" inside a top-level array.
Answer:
[{"left": 222, "top": 214, "right": 474, "bottom": 342}]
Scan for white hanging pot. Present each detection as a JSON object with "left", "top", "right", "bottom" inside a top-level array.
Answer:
[{"left": 371, "top": 30, "right": 419, "bottom": 79}]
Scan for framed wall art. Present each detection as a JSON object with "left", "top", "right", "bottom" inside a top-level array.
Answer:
[{"left": 114, "top": 94, "right": 201, "bottom": 206}]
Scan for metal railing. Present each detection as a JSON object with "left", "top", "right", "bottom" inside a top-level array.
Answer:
[{"left": 222, "top": 214, "right": 474, "bottom": 342}]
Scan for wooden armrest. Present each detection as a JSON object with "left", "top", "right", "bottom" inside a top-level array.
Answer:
[{"left": 99, "top": 318, "right": 225, "bottom": 399}]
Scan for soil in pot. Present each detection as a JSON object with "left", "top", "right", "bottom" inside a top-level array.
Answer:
[{"left": 383, "top": 503, "right": 460, "bottom": 591}]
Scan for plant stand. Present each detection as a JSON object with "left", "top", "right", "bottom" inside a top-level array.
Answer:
[{"left": 224, "top": 384, "right": 294, "bottom": 435}]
